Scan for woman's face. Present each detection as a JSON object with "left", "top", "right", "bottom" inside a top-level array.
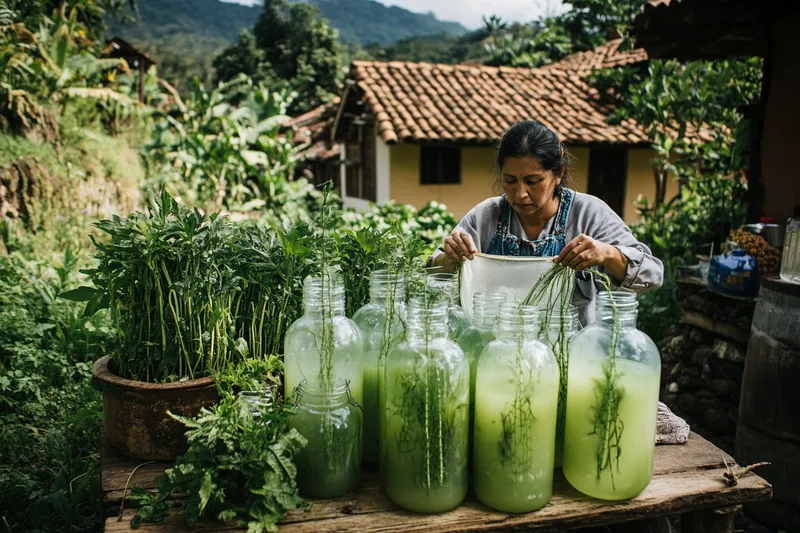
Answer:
[{"left": 501, "top": 156, "right": 563, "bottom": 219}]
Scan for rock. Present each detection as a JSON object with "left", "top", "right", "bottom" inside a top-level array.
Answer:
[
  {"left": 710, "top": 378, "right": 740, "bottom": 400},
  {"left": 712, "top": 358, "right": 745, "bottom": 380},
  {"left": 666, "top": 362, "right": 682, "bottom": 380},
  {"left": 677, "top": 375, "right": 705, "bottom": 390},
  {"left": 683, "top": 365, "right": 701, "bottom": 377},
  {"left": 712, "top": 339, "right": 746, "bottom": 363},
  {"left": 668, "top": 382, "right": 680, "bottom": 393},
  {"left": 676, "top": 394, "right": 700, "bottom": 414},
  {"left": 691, "top": 346, "right": 714, "bottom": 366},
  {"left": 688, "top": 327, "right": 710, "bottom": 345},
  {"left": 703, "top": 408, "right": 736, "bottom": 434},
  {"left": 698, "top": 389, "right": 717, "bottom": 400}
]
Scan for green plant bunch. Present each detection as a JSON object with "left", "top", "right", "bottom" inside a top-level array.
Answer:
[
  {"left": 132, "top": 393, "right": 307, "bottom": 533},
  {"left": 143, "top": 74, "right": 300, "bottom": 212},
  {"left": 524, "top": 264, "right": 625, "bottom": 483},
  {"left": 339, "top": 200, "right": 456, "bottom": 258},
  {"left": 69, "top": 189, "right": 242, "bottom": 382},
  {"left": 0, "top": 222, "right": 111, "bottom": 533}
]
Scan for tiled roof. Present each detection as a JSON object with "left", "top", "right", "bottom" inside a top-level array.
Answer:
[
  {"left": 345, "top": 59, "right": 652, "bottom": 146},
  {"left": 541, "top": 39, "right": 648, "bottom": 74},
  {"left": 284, "top": 100, "right": 340, "bottom": 161}
]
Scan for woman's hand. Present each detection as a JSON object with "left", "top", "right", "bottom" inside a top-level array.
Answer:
[
  {"left": 555, "top": 234, "right": 628, "bottom": 282},
  {"left": 442, "top": 231, "right": 478, "bottom": 264}
]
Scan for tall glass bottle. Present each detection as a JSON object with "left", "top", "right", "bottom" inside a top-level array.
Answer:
[
  {"left": 780, "top": 206, "right": 800, "bottom": 282},
  {"left": 290, "top": 380, "right": 362, "bottom": 498},
  {"left": 563, "top": 292, "right": 660, "bottom": 500},
  {"left": 284, "top": 274, "right": 363, "bottom": 403},
  {"left": 352, "top": 270, "right": 406, "bottom": 465},
  {"left": 473, "top": 304, "right": 559, "bottom": 513},
  {"left": 539, "top": 306, "right": 580, "bottom": 468},
  {"left": 458, "top": 292, "right": 506, "bottom": 440},
  {"left": 426, "top": 273, "right": 471, "bottom": 341},
  {"left": 383, "top": 298, "right": 470, "bottom": 512}
]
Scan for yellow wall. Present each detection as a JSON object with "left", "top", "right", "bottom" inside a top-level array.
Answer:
[
  {"left": 389, "top": 144, "right": 496, "bottom": 219},
  {"left": 623, "top": 148, "right": 679, "bottom": 225},
  {"left": 388, "top": 143, "right": 671, "bottom": 224},
  {"left": 568, "top": 147, "right": 590, "bottom": 193}
]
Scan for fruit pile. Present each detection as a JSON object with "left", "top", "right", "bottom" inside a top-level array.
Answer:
[{"left": 729, "top": 228, "right": 782, "bottom": 274}]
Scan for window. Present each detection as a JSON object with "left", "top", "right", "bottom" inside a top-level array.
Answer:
[
  {"left": 420, "top": 146, "right": 461, "bottom": 185},
  {"left": 588, "top": 148, "right": 627, "bottom": 217}
]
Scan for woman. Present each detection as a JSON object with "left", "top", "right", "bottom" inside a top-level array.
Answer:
[{"left": 430, "top": 120, "right": 663, "bottom": 324}]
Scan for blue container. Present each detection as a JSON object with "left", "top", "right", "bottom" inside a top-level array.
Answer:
[{"left": 708, "top": 249, "right": 759, "bottom": 297}]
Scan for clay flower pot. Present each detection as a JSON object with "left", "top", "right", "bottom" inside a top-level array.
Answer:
[{"left": 92, "top": 356, "right": 219, "bottom": 461}]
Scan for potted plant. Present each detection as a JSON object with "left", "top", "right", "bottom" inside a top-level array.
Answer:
[{"left": 70, "top": 190, "right": 312, "bottom": 460}]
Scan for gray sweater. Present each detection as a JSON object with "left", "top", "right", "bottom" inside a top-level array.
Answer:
[{"left": 433, "top": 192, "right": 664, "bottom": 325}]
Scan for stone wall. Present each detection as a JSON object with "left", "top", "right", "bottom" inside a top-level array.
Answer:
[{"left": 659, "top": 281, "right": 755, "bottom": 450}]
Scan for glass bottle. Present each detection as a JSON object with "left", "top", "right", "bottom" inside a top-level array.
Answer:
[
  {"left": 563, "top": 292, "right": 660, "bottom": 500},
  {"left": 457, "top": 292, "right": 506, "bottom": 435},
  {"left": 426, "top": 273, "right": 471, "bottom": 341},
  {"left": 352, "top": 270, "right": 406, "bottom": 465},
  {"left": 290, "top": 379, "right": 362, "bottom": 498},
  {"left": 538, "top": 305, "right": 580, "bottom": 468},
  {"left": 473, "top": 304, "right": 559, "bottom": 513},
  {"left": 284, "top": 274, "right": 363, "bottom": 404},
  {"left": 239, "top": 388, "right": 275, "bottom": 419},
  {"left": 780, "top": 206, "right": 800, "bottom": 283},
  {"left": 383, "top": 298, "right": 470, "bottom": 512}
]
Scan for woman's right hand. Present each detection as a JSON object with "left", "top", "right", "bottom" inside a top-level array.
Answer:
[{"left": 443, "top": 231, "right": 478, "bottom": 263}]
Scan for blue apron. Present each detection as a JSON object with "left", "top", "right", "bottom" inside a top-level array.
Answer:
[{"left": 485, "top": 188, "right": 575, "bottom": 257}]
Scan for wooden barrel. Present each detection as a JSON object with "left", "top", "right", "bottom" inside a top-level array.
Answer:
[{"left": 736, "top": 276, "right": 800, "bottom": 530}]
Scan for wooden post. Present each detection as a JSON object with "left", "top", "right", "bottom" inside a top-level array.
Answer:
[
  {"left": 138, "top": 61, "right": 145, "bottom": 103},
  {"left": 682, "top": 505, "right": 741, "bottom": 533}
]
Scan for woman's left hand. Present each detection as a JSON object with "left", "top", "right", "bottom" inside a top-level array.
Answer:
[{"left": 555, "top": 234, "right": 626, "bottom": 278}]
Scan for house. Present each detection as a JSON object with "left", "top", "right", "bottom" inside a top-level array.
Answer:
[
  {"left": 290, "top": 40, "right": 688, "bottom": 223},
  {"left": 634, "top": 0, "right": 798, "bottom": 222},
  {"left": 102, "top": 37, "right": 157, "bottom": 102}
]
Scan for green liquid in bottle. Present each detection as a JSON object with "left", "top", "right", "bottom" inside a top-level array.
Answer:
[{"left": 562, "top": 357, "right": 659, "bottom": 500}]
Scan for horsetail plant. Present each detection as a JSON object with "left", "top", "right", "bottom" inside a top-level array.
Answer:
[{"left": 523, "top": 264, "right": 627, "bottom": 484}]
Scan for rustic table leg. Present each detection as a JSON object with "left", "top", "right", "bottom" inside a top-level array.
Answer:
[{"left": 681, "top": 505, "right": 741, "bottom": 533}]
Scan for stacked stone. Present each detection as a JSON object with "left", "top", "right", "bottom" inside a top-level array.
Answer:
[{"left": 659, "top": 282, "right": 756, "bottom": 449}]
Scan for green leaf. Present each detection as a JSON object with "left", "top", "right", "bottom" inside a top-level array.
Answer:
[
  {"left": 58, "top": 286, "right": 99, "bottom": 302},
  {"left": 198, "top": 470, "right": 214, "bottom": 513}
]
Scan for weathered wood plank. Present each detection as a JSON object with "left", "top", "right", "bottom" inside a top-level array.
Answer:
[
  {"left": 102, "top": 433, "right": 735, "bottom": 506},
  {"left": 104, "top": 467, "right": 771, "bottom": 533}
]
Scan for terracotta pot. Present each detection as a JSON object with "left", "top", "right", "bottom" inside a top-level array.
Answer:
[{"left": 92, "top": 356, "right": 219, "bottom": 461}]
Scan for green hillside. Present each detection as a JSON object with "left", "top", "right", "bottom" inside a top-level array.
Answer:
[{"left": 106, "top": 0, "right": 466, "bottom": 46}]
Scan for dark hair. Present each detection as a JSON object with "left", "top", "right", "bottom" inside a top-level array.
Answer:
[{"left": 494, "top": 120, "right": 570, "bottom": 194}]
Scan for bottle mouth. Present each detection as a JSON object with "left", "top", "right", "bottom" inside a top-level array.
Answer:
[
  {"left": 498, "top": 302, "right": 538, "bottom": 321},
  {"left": 596, "top": 291, "right": 638, "bottom": 319},
  {"left": 426, "top": 273, "right": 458, "bottom": 303},
  {"left": 292, "top": 378, "right": 358, "bottom": 407},
  {"left": 371, "top": 269, "right": 406, "bottom": 284},
  {"left": 303, "top": 273, "right": 345, "bottom": 309}
]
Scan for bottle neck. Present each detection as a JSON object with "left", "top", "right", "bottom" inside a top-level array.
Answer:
[
  {"left": 495, "top": 303, "right": 539, "bottom": 341},
  {"left": 406, "top": 298, "right": 449, "bottom": 340},
  {"left": 303, "top": 274, "right": 346, "bottom": 318},
  {"left": 293, "top": 380, "right": 353, "bottom": 409},
  {"left": 472, "top": 292, "right": 506, "bottom": 328},
  {"left": 426, "top": 273, "right": 460, "bottom": 306},
  {"left": 596, "top": 291, "right": 638, "bottom": 329},
  {"left": 543, "top": 306, "right": 580, "bottom": 333},
  {"left": 369, "top": 270, "right": 405, "bottom": 309}
]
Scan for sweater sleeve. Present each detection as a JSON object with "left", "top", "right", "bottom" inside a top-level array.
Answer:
[
  {"left": 577, "top": 196, "right": 664, "bottom": 293},
  {"left": 427, "top": 198, "right": 501, "bottom": 265}
]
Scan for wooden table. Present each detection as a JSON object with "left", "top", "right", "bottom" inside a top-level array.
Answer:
[{"left": 102, "top": 432, "right": 771, "bottom": 532}]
